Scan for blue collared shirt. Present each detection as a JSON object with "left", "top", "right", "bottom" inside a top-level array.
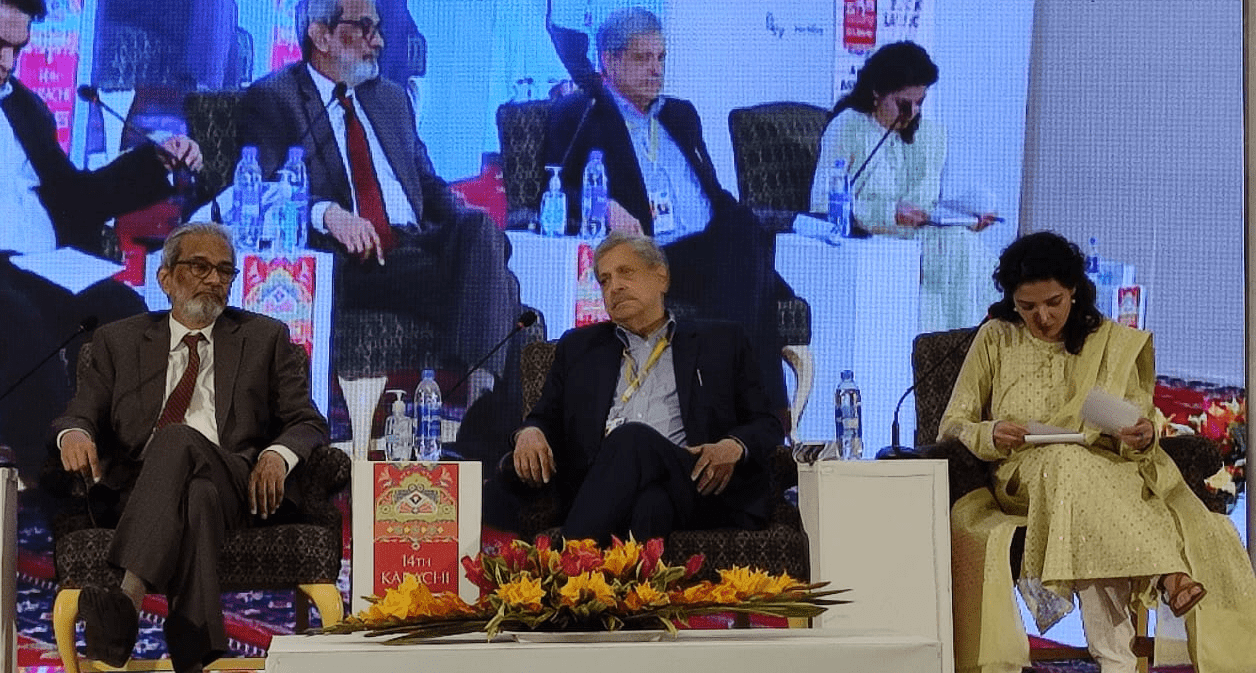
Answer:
[
  {"left": 607, "top": 88, "right": 711, "bottom": 245},
  {"left": 606, "top": 313, "right": 688, "bottom": 447}
]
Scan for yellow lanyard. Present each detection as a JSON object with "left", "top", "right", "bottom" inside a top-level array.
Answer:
[{"left": 619, "top": 335, "right": 669, "bottom": 404}]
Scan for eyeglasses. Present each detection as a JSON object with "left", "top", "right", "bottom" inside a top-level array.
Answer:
[
  {"left": 330, "top": 16, "right": 383, "bottom": 41},
  {"left": 173, "top": 259, "right": 239, "bottom": 281}
]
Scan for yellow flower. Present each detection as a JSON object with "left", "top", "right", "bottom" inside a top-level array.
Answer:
[
  {"left": 761, "top": 572, "right": 802, "bottom": 597},
  {"left": 678, "top": 581, "right": 714, "bottom": 604},
  {"left": 602, "top": 540, "right": 642, "bottom": 577},
  {"left": 495, "top": 576, "right": 546, "bottom": 612},
  {"left": 558, "top": 571, "right": 617, "bottom": 607},
  {"left": 717, "top": 566, "right": 773, "bottom": 599},
  {"left": 623, "top": 583, "right": 669, "bottom": 611}
]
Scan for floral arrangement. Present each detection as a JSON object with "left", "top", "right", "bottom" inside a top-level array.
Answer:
[
  {"left": 321, "top": 536, "right": 843, "bottom": 643},
  {"left": 1165, "top": 394, "right": 1246, "bottom": 501}
]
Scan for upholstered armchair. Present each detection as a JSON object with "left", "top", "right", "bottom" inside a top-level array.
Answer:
[
  {"left": 48, "top": 344, "right": 349, "bottom": 673},
  {"left": 727, "top": 102, "right": 830, "bottom": 233},
  {"left": 504, "top": 340, "right": 810, "bottom": 583},
  {"left": 495, "top": 100, "right": 816, "bottom": 437}
]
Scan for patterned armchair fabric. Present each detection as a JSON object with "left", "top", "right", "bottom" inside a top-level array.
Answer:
[
  {"left": 183, "top": 90, "right": 245, "bottom": 211},
  {"left": 513, "top": 340, "right": 809, "bottom": 582},
  {"left": 496, "top": 100, "right": 554, "bottom": 230},
  {"left": 905, "top": 328, "right": 1228, "bottom": 514},
  {"left": 727, "top": 102, "right": 829, "bottom": 232}
]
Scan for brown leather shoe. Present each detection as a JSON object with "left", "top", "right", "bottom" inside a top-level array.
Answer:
[{"left": 80, "top": 584, "right": 139, "bottom": 667}]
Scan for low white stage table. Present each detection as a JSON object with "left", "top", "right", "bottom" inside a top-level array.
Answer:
[
  {"left": 266, "top": 630, "right": 943, "bottom": 672},
  {"left": 798, "top": 459, "right": 953, "bottom": 673}
]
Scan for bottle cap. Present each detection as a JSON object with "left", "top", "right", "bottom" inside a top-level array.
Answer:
[
  {"left": 840, "top": 369, "right": 854, "bottom": 380},
  {"left": 422, "top": 368, "right": 436, "bottom": 379}
]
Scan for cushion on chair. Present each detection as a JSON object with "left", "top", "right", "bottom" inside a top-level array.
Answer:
[
  {"left": 496, "top": 100, "right": 554, "bottom": 229},
  {"left": 728, "top": 102, "right": 829, "bottom": 218},
  {"left": 183, "top": 91, "right": 246, "bottom": 211}
]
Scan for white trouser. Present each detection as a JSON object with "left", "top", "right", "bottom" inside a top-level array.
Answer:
[{"left": 1076, "top": 578, "right": 1137, "bottom": 673}]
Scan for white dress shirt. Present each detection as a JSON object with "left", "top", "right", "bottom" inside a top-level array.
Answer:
[
  {"left": 0, "top": 80, "right": 59, "bottom": 254},
  {"left": 306, "top": 64, "right": 417, "bottom": 230}
]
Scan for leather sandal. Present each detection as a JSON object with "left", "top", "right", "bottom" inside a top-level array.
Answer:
[{"left": 1161, "top": 574, "right": 1208, "bottom": 618}]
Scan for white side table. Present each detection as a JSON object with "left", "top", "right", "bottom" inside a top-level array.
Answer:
[{"left": 797, "top": 459, "right": 953, "bottom": 673}]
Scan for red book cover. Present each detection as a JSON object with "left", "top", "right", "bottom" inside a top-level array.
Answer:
[{"left": 351, "top": 461, "right": 481, "bottom": 613}]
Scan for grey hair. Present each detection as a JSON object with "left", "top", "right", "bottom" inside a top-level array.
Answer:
[
  {"left": 296, "top": 0, "right": 345, "bottom": 61},
  {"left": 594, "top": 231, "right": 668, "bottom": 274},
  {"left": 596, "top": 7, "right": 662, "bottom": 62},
  {"left": 161, "top": 223, "right": 235, "bottom": 270}
]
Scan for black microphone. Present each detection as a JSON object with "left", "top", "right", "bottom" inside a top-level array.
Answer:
[
  {"left": 445, "top": 311, "right": 539, "bottom": 399},
  {"left": 0, "top": 316, "right": 98, "bottom": 403},
  {"left": 876, "top": 320, "right": 984, "bottom": 459},
  {"left": 77, "top": 85, "right": 195, "bottom": 173},
  {"left": 849, "top": 103, "right": 913, "bottom": 187}
]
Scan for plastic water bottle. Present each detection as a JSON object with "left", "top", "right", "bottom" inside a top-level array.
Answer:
[
  {"left": 828, "top": 158, "right": 852, "bottom": 238},
  {"left": 382, "top": 390, "right": 415, "bottom": 461},
  {"left": 580, "top": 150, "right": 607, "bottom": 240},
  {"left": 540, "top": 165, "right": 567, "bottom": 237},
  {"left": 1086, "top": 236, "right": 1100, "bottom": 274},
  {"left": 280, "top": 146, "right": 310, "bottom": 250},
  {"left": 231, "top": 146, "right": 263, "bottom": 251},
  {"left": 414, "top": 369, "right": 442, "bottom": 461},
  {"left": 835, "top": 370, "right": 863, "bottom": 459}
]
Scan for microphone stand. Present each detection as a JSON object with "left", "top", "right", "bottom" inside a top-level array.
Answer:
[
  {"left": 445, "top": 312, "right": 538, "bottom": 399},
  {"left": 876, "top": 322, "right": 984, "bottom": 459},
  {"left": 0, "top": 318, "right": 98, "bottom": 403}
]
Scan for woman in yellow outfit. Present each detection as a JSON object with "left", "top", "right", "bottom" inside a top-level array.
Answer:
[{"left": 940, "top": 231, "right": 1256, "bottom": 673}]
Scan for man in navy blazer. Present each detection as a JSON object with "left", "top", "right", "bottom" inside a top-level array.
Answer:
[
  {"left": 513, "top": 232, "right": 781, "bottom": 544},
  {"left": 543, "top": 8, "right": 790, "bottom": 417}
]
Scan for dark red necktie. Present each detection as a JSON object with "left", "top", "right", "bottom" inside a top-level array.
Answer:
[
  {"left": 156, "top": 333, "right": 204, "bottom": 429},
  {"left": 336, "top": 92, "right": 394, "bottom": 253}
]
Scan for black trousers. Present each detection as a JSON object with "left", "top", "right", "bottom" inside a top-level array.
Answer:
[
  {"left": 0, "top": 260, "right": 145, "bottom": 480},
  {"left": 107, "top": 425, "right": 251, "bottom": 673},
  {"left": 561, "top": 423, "right": 736, "bottom": 545},
  {"left": 331, "top": 212, "right": 521, "bottom": 378}
]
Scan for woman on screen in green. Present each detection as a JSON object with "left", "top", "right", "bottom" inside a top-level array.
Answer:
[{"left": 810, "top": 41, "right": 997, "bottom": 331}]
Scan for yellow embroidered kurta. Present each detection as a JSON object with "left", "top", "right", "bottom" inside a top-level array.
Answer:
[{"left": 939, "top": 319, "right": 1256, "bottom": 673}]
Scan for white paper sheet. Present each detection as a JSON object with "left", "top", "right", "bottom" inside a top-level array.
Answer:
[
  {"left": 1023, "top": 421, "right": 1084, "bottom": 445},
  {"left": 1081, "top": 388, "right": 1140, "bottom": 434},
  {"left": 9, "top": 248, "right": 124, "bottom": 294}
]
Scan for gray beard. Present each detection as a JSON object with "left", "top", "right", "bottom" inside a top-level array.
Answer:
[
  {"left": 343, "top": 59, "right": 380, "bottom": 88},
  {"left": 181, "top": 295, "right": 225, "bottom": 326}
]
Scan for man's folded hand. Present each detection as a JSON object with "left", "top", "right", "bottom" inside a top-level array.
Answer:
[
  {"left": 687, "top": 439, "right": 742, "bottom": 496},
  {"left": 249, "top": 451, "right": 287, "bottom": 519}
]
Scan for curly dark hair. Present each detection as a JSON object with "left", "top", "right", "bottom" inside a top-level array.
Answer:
[
  {"left": 830, "top": 41, "right": 938, "bottom": 144},
  {"left": 988, "top": 231, "right": 1103, "bottom": 355},
  {"left": 3, "top": 0, "right": 47, "bottom": 20}
]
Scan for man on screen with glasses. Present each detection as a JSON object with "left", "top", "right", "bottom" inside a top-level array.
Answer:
[{"left": 239, "top": 0, "right": 521, "bottom": 401}]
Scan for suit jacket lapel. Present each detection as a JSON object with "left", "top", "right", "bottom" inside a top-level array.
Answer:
[
  {"left": 670, "top": 321, "right": 698, "bottom": 429},
  {"left": 139, "top": 317, "right": 171, "bottom": 432},
  {"left": 294, "top": 66, "right": 352, "bottom": 208},
  {"left": 594, "top": 97, "right": 652, "bottom": 232},
  {"left": 212, "top": 311, "right": 242, "bottom": 443},
  {"left": 587, "top": 326, "right": 625, "bottom": 455}
]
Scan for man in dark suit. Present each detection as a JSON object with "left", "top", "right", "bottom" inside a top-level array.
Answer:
[
  {"left": 52, "top": 223, "right": 329, "bottom": 672},
  {"left": 512, "top": 232, "right": 781, "bottom": 544},
  {"left": 238, "top": 0, "right": 520, "bottom": 391},
  {"left": 0, "top": 0, "right": 203, "bottom": 480},
  {"left": 542, "top": 8, "right": 790, "bottom": 417}
]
